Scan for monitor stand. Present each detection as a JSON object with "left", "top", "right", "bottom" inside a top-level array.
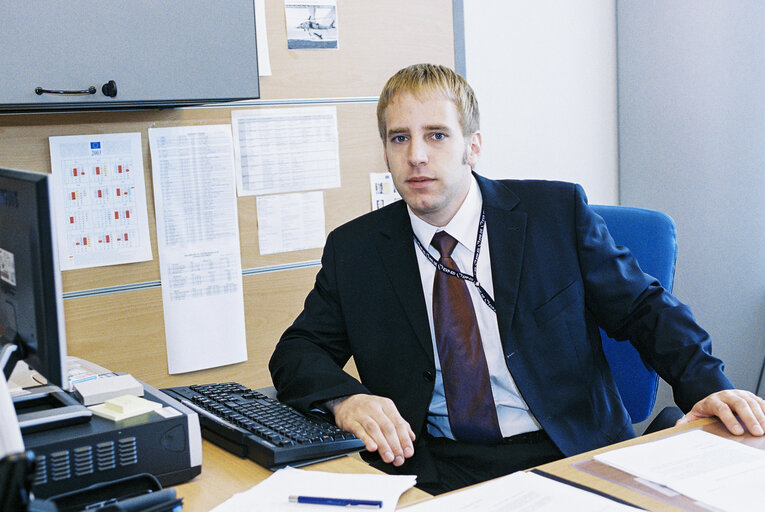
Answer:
[
  {"left": 2, "top": 343, "right": 92, "bottom": 434},
  {"left": 13, "top": 384, "right": 92, "bottom": 434}
]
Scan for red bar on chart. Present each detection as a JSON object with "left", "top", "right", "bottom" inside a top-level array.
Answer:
[
  {"left": 71, "top": 192, "right": 77, "bottom": 200},
  {"left": 114, "top": 211, "right": 119, "bottom": 219},
  {"left": 69, "top": 216, "right": 74, "bottom": 224},
  {"left": 124, "top": 233, "right": 129, "bottom": 241},
  {"left": 125, "top": 210, "right": 130, "bottom": 219},
  {"left": 118, "top": 165, "right": 123, "bottom": 173}
]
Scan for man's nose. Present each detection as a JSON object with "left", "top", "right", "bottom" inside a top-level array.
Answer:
[{"left": 407, "top": 138, "right": 428, "bottom": 166}]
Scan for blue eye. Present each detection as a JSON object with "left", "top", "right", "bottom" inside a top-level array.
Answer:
[
  {"left": 392, "top": 135, "right": 407, "bottom": 143},
  {"left": 432, "top": 132, "right": 446, "bottom": 140}
]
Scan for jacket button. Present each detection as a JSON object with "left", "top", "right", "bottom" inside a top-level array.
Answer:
[{"left": 423, "top": 370, "right": 435, "bottom": 382}]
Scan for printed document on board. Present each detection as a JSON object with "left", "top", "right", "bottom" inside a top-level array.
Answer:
[
  {"left": 255, "top": 0, "right": 271, "bottom": 75},
  {"left": 48, "top": 133, "right": 153, "bottom": 270},
  {"left": 256, "top": 191, "right": 325, "bottom": 255},
  {"left": 148, "top": 125, "right": 247, "bottom": 374},
  {"left": 232, "top": 106, "right": 341, "bottom": 196}
]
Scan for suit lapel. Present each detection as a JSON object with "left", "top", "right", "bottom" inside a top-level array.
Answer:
[
  {"left": 475, "top": 175, "right": 526, "bottom": 351},
  {"left": 375, "top": 203, "right": 434, "bottom": 362}
]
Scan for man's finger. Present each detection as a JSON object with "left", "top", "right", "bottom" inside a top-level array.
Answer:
[{"left": 727, "top": 393, "right": 765, "bottom": 436}]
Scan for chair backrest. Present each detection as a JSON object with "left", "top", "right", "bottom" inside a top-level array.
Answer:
[{"left": 590, "top": 205, "right": 677, "bottom": 424}]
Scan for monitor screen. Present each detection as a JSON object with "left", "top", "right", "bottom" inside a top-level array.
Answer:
[{"left": 0, "top": 168, "right": 67, "bottom": 389}]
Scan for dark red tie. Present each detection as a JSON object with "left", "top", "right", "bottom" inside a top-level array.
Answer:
[{"left": 430, "top": 231, "right": 502, "bottom": 444}]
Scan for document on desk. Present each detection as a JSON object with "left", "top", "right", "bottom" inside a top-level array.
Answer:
[
  {"left": 210, "top": 466, "right": 416, "bottom": 512},
  {"left": 593, "top": 429, "right": 765, "bottom": 512},
  {"left": 48, "top": 133, "right": 153, "bottom": 270},
  {"left": 148, "top": 125, "right": 248, "bottom": 374},
  {"left": 0, "top": 371, "right": 24, "bottom": 458},
  {"left": 404, "top": 471, "right": 637, "bottom": 511},
  {"left": 232, "top": 106, "right": 341, "bottom": 196}
]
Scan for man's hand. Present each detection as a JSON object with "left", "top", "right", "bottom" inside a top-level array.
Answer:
[
  {"left": 327, "top": 394, "right": 415, "bottom": 467},
  {"left": 677, "top": 389, "right": 765, "bottom": 435}
]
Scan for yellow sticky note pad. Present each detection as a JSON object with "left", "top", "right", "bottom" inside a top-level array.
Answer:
[{"left": 89, "top": 394, "right": 162, "bottom": 421}]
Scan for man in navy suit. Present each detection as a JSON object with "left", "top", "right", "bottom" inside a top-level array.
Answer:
[{"left": 269, "top": 64, "right": 765, "bottom": 494}]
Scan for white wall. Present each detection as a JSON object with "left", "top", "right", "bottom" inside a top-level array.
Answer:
[
  {"left": 617, "top": 1, "right": 765, "bottom": 403},
  {"left": 461, "top": 0, "right": 618, "bottom": 204}
]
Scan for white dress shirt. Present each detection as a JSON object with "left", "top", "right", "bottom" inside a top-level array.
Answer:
[{"left": 407, "top": 177, "right": 541, "bottom": 439}]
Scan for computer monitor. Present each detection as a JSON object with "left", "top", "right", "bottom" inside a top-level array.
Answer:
[
  {"left": 0, "top": 168, "right": 90, "bottom": 432},
  {"left": 0, "top": 167, "right": 67, "bottom": 389}
]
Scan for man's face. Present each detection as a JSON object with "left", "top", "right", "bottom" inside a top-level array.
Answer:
[{"left": 383, "top": 91, "right": 481, "bottom": 227}]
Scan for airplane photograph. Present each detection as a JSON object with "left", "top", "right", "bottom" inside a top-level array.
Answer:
[{"left": 285, "top": 2, "right": 338, "bottom": 49}]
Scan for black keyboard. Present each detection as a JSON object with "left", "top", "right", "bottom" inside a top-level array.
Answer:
[{"left": 161, "top": 382, "right": 364, "bottom": 469}]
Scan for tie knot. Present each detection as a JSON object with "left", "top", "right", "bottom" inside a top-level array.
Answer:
[{"left": 431, "top": 231, "right": 458, "bottom": 258}]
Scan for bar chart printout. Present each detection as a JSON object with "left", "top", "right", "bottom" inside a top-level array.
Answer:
[
  {"left": 48, "top": 133, "right": 153, "bottom": 270},
  {"left": 148, "top": 125, "right": 248, "bottom": 374}
]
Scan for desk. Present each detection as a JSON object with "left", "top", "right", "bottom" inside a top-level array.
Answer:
[
  {"left": 535, "top": 418, "right": 765, "bottom": 511},
  {"left": 175, "top": 420, "right": 762, "bottom": 511},
  {"left": 173, "top": 441, "right": 432, "bottom": 511}
]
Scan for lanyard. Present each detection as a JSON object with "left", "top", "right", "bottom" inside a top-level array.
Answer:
[{"left": 413, "top": 209, "right": 497, "bottom": 312}]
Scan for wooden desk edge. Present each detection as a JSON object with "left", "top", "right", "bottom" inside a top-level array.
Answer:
[
  {"left": 399, "top": 419, "right": 732, "bottom": 511},
  {"left": 173, "top": 442, "right": 431, "bottom": 511},
  {"left": 177, "top": 419, "right": 755, "bottom": 511},
  {"left": 534, "top": 418, "right": 732, "bottom": 512}
]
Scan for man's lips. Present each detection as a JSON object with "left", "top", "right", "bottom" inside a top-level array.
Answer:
[{"left": 407, "top": 176, "right": 435, "bottom": 188}]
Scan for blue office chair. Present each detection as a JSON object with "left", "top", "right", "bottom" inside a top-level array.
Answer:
[{"left": 591, "top": 205, "right": 677, "bottom": 426}]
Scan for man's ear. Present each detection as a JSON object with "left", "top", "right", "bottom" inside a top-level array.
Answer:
[{"left": 466, "top": 130, "right": 482, "bottom": 168}]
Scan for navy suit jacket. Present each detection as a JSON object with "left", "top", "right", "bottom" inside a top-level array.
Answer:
[{"left": 269, "top": 174, "right": 732, "bottom": 472}]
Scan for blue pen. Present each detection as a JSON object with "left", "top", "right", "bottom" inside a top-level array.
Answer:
[{"left": 288, "top": 495, "right": 383, "bottom": 509}]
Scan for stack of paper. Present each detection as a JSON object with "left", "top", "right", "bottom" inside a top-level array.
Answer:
[
  {"left": 210, "top": 466, "right": 416, "bottom": 512},
  {"left": 402, "top": 471, "right": 638, "bottom": 511},
  {"left": 594, "top": 429, "right": 765, "bottom": 512}
]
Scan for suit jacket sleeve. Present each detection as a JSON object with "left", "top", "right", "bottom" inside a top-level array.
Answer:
[
  {"left": 269, "top": 229, "right": 370, "bottom": 411},
  {"left": 573, "top": 185, "right": 733, "bottom": 411}
]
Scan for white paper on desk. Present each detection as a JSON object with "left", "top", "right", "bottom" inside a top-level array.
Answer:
[
  {"left": 256, "top": 191, "right": 325, "bottom": 254},
  {"left": 0, "top": 371, "right": 24, "bottom": 458},
  {"left": 148, "top": 125, "right": 247, "bottom": 374},
  {"left": 48, "top": 133, "right": 153, "bottom": 270},
  {"left": 403, "top": 471, "right": 637, "bottom": 512},
  {"left": 594, "top": 429, "right": 765, "bottom": 512},
  {"left": 210, "top": 466, "right": 416, "bottom": 512},
  {"left": 232, "top": 106, "right": 341, "bottom": 196}
]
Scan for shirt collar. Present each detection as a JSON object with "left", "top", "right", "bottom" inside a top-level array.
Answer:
[{"left": 408, "top": 176, "right": 483, "bottom": 253}]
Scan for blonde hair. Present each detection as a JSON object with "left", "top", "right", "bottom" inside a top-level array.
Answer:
[{"left": 376, "top": 63, "right": 480, "bottom": 140}]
